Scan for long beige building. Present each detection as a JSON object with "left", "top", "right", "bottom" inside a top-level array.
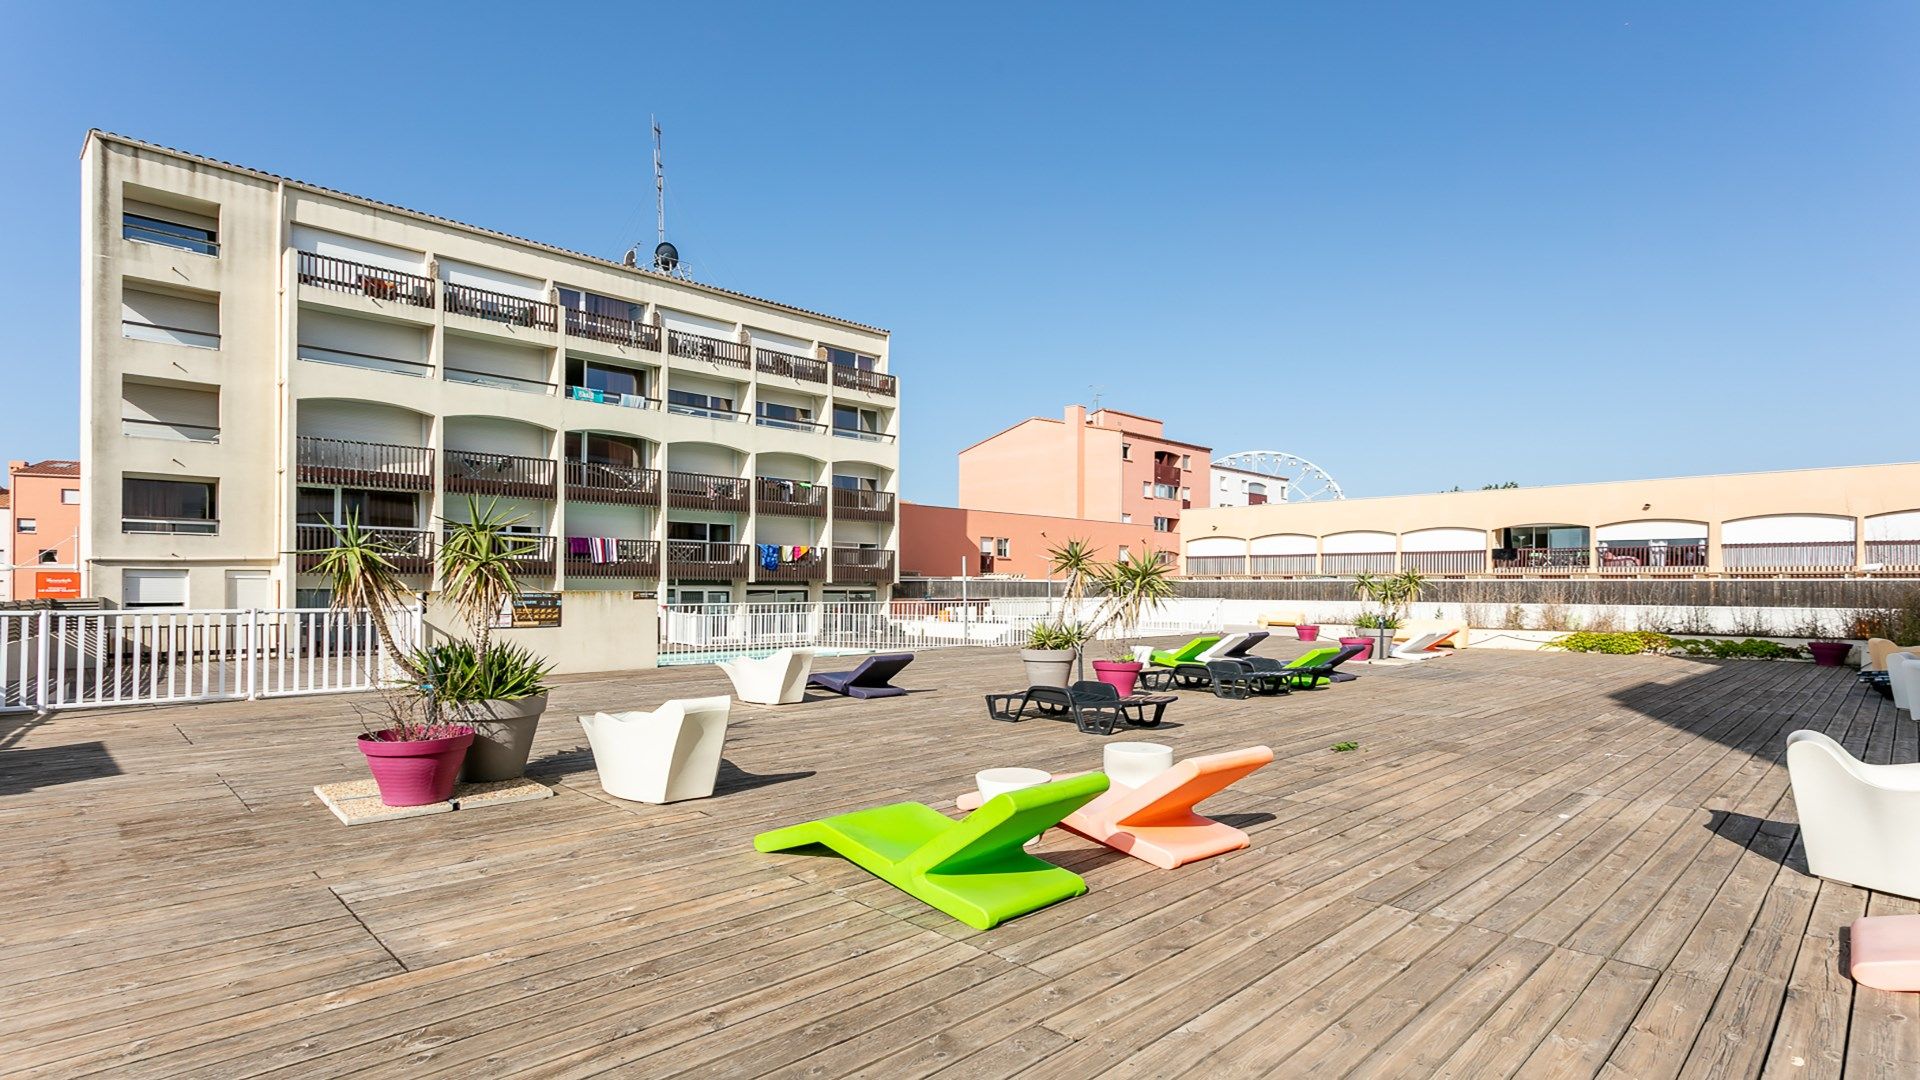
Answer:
[
  {"left": 80, "top": 132, "right": 899, "bottom": 610},
  {"left": 1180, "top": 462, "right": 1920, "bottom": 578}
]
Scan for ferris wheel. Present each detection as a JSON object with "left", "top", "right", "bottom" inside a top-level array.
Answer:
[{"left": 1213, "top": 450, "right": 1346, "bottom": 503}]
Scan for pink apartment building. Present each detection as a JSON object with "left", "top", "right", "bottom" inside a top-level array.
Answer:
[{"left": 8, "top": 460, "right": 84, "bottom": 600}]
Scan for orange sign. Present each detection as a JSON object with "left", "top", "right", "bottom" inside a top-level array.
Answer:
[{"left": 34, "top": 572, "right": 81, "bottom": 600}]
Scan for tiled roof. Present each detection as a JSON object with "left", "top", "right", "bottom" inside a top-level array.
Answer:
[
  {"left": 87, "top": 130, "right": 890, "bottom": 337},
  {"left": 15, "top": 460, "right": 81, "bottom": 478}
]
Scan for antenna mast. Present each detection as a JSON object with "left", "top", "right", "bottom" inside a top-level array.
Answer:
[{"left": 652, "top": 116, "right": 666, "bottom": 245}]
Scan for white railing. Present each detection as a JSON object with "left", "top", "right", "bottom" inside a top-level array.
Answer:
[
  {"left": 656, "top": 598, "right": 1238, "bottom": 665},
  {"left": 0, "top": 607, "right": 420, "bottom": 713}
]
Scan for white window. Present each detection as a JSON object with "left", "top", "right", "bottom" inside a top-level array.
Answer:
[
  {"left": 1180, "top": 487, "right": 1190, "bottom": 501},
  {"left": 1121, "top": 443, "right": 1131, "bottom": 460},
  {"left": 61, "top": 488, "right": 79, "bottom": 504},
  {"left": 1153, "top": 517, "right": 1172, "bottom": 532},
  {"left": 123, "top": 568, "right": 188, "bottom": 609},
  {"left": 1141, "top": 482, "right": 1152, "bottom": 499},
  {"left": 979, "top": 536, "right": 993, "bottom": 556},
  {"left": 1121, "top": 513, "right": 1133, "bottom": 524},
  {"left": 17, "top": 518, "right": 36, "bottom": 533},
  {"left": 995, "top": 538, "right": 1010, "bottom": 558},
  {"left": 1118, "top": 545, "right": 1132, "bottom": 562},
  {"left": 1181, "top": 455, "right": 1191, "bottom": 469}
]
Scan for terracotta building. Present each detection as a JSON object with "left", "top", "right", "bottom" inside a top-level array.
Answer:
[
  {"left": 8, "top": 460, "right": 84, "bottom": 600},
  {"left": 897, "top": 503, "right": 1176, "bottom": 579}
]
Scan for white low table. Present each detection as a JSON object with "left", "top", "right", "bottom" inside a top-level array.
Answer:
[
  {"left": 975, "top": 767, "right": 1053, "bottom": 848},
  {"left": 1104, "top": 741, "right": 1173, "bottom": 788}
]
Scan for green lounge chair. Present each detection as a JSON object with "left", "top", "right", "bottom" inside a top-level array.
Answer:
[
  {"left": 1148, "top": 635, "right": 1222, "bottom": 669},
  {"left": 753, "top": 773, "right": 1111, "bottom": 929},
  {"left": 1241, "top": 644, "right": 1366, "bottom": 689}
]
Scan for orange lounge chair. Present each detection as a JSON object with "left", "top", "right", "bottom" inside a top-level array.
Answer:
[{"left": 955, "top": 745, "right": 1274, "bottom": 869}]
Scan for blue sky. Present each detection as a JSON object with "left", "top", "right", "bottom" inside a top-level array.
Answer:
[{"left": 2, "top": 3, "right": 1915, "bottom": 502}]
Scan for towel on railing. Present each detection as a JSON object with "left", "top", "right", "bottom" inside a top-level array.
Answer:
[
  {"left": 591, "top": 537, "right": 617, "bottom": 564},
  {"left": 567, "top": 536, "right": 591, "bottom": 557},
  {"left": 759, "top": 544, "right": 780, "bottom": 571},
  {"left": 785, "top": 545, "right": 812, "bottom": 562}
]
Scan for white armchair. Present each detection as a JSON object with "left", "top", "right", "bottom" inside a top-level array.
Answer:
[
  {"left": 1786, "top": 729, "right": 1920, "bottom": 900},
  {"left": 716, "top": 649, "right": 816, "bottom": 705},
  {"left": 1889, "top": 652, "right": 1920, "bottom": 714},
  {"left": 578, "top": 696, "right": 732, "bottom": 804}
]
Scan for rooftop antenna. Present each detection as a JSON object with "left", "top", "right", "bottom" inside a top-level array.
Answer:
[
  {"left": 649, "top": 116, "right": 682, "bottom": 275},
  {"left": 1088, "top": 384, "right": 1104, "bottom": 412}
]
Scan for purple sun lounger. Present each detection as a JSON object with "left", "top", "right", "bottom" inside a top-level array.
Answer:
[{"left": 806, "top": 653, "right": 915, "bottom": 699}]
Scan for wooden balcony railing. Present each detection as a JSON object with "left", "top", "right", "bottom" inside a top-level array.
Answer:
[
  {"left": 831, "top": 547, "right": 895, "bottom": 583},
  {"left": 295, "top": 436, "right": 433, "bottom": 491},
  {"left": 755, "top": 548, "right": 828, "bottom": 581},
  {"left": 831, "top": 488, "right": 895, "bottom": 522},
  {"left": 443, "top": 451, "right": 557, "bottom": 499},
  {"left": 1493, "top": 547, "right": 1593, "bottom": 573},
  {"left": 1866, "top": 539, "right": 1920, "bottom": 573},
  {"left": 1152, "top": 462, "right": 1182, "bottom": 487},
  {"left": 297, "top": 252, "right": 434, "bottom": 308},
  {"left": 563, "top": 538, "right": 660, "bottom": 579},
  {"left": 756, "top": 477, "right": 828, "bottom": 517},
  {"left": 667, "top": 330, "right": 749, "bottom": 369},
  {"left": 444, "top": 282, "right": 557, "bottom": 331},
  {"left": 754, "top": 349, "right": 829, "bottom": 384},
  {"left": 1185, "top": 556, "right": 1247, "bottom": 577},
  {"left": 1246, "top": 554, "right": 1316, "bottom": 576},
  {"left": 666, "top": 471, "right": 751, "bottom": 512},
  {"left": 566, "top": 461, "right": 661, "bottom": 506},
  {"left": 1321, "top": 552, "right": 1397, "bottom": 575},
  {"left": 295, "top": 523, "right": 434, "bottom": 574},
  {"left": 666, "top": 541, "right": 751, "bottom": 577},
  {"left": 1401, "top": 550, "right": 1487, "bottom": 575},
  {"left": 564, "top": 308, "right": 660, "bottom": 349},
  {"left": 831, "top": 365, "right": 897, "bottom": 396},
  {"left": 1595, "top": 541, "right": 1709, "bottom": 575},
  {"left": 441, "top": 529, "right": 555, "bottom": 575},
  {"left": 1721, "top": 541, "right": 1856, "bottom": 575}
]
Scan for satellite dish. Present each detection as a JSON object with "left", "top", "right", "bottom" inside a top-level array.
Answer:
[
  {"left": 653, "top": 241, "right": 679, "bottom": 273},
  {"left": 622, "top": 247, "right": 638, "bottom": 267}
]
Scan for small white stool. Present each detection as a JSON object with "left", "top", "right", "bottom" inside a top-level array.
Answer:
[
  {"left": 975, "top": 767, "right": 1053, "bottom": 848},
  {"left": 1104, "top": 741, "right": 1174, "bottom": 789}
]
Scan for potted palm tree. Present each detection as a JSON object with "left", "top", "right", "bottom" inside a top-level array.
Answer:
[
  {"left": 1088, "top": 551, "right": 1176, "bottom": 696},
  {"left": 430, "top": 497, "right": 554, "bottom": 783},
  {"left": 308, "top": 514, "right": 472, "bottom": 806},
  {"left": 1352, "top": 570, "right": 1425, "bottom": 660},
  {"left": 1022, "top": 539, "right": 1099, "bottom": 687}
]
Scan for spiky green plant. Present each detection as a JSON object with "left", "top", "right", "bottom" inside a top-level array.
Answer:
[
  {"left": 437, "top": 496, "right": 534, "bottom": 657},
  {"left": 1092, "top": 550, "right": 1177, "bottom": 658},
  {"left": 411, "top": 640, "right": 553, "bottom": 703},
  {"left": 306, "top": 511, "right": 424, "bottom": 682}
]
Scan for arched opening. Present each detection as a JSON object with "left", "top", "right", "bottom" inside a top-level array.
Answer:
[
  {"left": 1185, "top": 536, "right": 1249, "bottom": 577},
  {"left": 1321, "top": 531, "right": 1395, "bottom": 576},
  {"left": 1248, "top": 533, "right": 1315, "bottom": 575},
  {"left": 1722, "top": 514, "right": 1856, "bottom": 573},
  {"left": 1492, "top": 524, "right": 1590, "bottom": 571},
  {"left": 1400, "top": 527, "right": 1487, "bottom": 575},
  {"left": 1594, "top": 520, "right": 1708, "bottom": 573}
]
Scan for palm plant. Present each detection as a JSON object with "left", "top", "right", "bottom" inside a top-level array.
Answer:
[
  {"left": 1092, "top": 551, "right": 1177, "bottom": 658},
  {"left": 437, "top": 496, "right": 534, "bottom": 660},
  {"left": 1028, "top": 538, "right": 1102, "bottom": 651},
  {"left": 307, "top": 511, "right": 424, "bottom": 682}
]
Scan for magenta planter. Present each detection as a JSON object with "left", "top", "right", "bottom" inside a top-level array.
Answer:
[
  {"left": 1807, "top": 641, "right": 1851, "bottom": 668},
  {"left": 1296, "top": 624, "right": 1321, "bottom": 642},
  {"left": 358, "top": 727, "right": 474, "bottom": 807},
  {"left": 1091, "top": 660, "right": 1143, "bottom": 697},
  {"left": 1338, "top": 635, "right": 1374, "bottom": 661}
]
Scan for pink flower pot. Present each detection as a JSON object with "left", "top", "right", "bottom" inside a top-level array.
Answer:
[
  {"left": 1338, "top": 636, "right": 1374, "bottom": 661},
  {"left": 358, "top": 727, "right": 474, "bottom": 807},
  {"left": 1296, "top": 624, "right": 1321, "bottom": 642},
  {"left": 1091, "top": 660, "right": 1143, "bottom": 697},
  {"left": 1808, "top": 641, "right": 1852, "bottom": 667}
]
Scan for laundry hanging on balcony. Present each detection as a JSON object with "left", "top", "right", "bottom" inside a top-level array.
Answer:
[{"left": 758, "top": 544, "right": 781, "bottom": 571}]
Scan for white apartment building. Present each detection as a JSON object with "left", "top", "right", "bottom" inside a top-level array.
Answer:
[
  {"left": 80, "top": 132, "right": 900, "bottom": 611},
  {"left": 1210, "top": 460, "right": 1287, "bottom": 507}
]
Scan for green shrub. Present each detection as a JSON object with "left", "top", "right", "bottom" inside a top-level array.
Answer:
[
  {"left": 1547, "top": 631, "right": 1674, "bottom": 655},
  {"left": 1670, "top": 637, "right": 1805, "bottom": 660},
  {"left": 413, "top": 640, "right": 553, "bottom": 703}
]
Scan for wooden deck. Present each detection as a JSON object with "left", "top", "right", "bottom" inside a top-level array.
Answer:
[{"left": 2, "top": 642, "right": 1915, "bottom": 1078}]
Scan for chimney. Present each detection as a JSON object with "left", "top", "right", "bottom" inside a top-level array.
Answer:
[{"left": 1064, "top": 404, "right": 1087, "bottom": 427}]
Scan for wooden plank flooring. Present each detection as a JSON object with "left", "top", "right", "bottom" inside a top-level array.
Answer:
[{"left": 1, "top": 642, "right": 1915, "bottom": 1078}]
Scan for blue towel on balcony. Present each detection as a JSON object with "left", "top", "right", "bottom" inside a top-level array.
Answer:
[{"left": 758, "top": 544, "right": 780, "bottom": 571}]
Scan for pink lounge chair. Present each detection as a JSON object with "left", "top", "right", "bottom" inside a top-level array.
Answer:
[
  {"left": 955, "top": 745, "right": 1274, "bottom": 869},
  {"left": 1850, "top": 914, "right": 1920, "bottom": 991}
]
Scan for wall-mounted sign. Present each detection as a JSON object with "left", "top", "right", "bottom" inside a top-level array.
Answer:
[
  {"left": 492, "top": 592, "right": 561, "bottom": 629},
  {"left": 34, "top": 571, "right": 81, "bottom": 600}
]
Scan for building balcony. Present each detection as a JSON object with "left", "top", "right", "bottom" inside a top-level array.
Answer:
[
  {"left": 444, "top": 365, "right": 556, "bottom": 396},
  {"left": 667, "top": 471, "right": 751, "bottom": 512},
  {"left": 564, "top": 538, "right": 660, "bottom": 579},
  {"left": 666, "top": 400, "right": 751, "bottom": 423},
  {"left": 444, "top": 282, "right": 557, "bottom": 331},
  {"left": 565, "top": 385, "right": 658, "bottom": 410},
  {"left": 1595, "top": 541, "right": 1709, "bottom": 575},
  {"left": 1867, "top": 539, "right": 1920, "bottom": 574},
  {"left": 1721, "top": 541, "right": 1856, "bottom": 575},
  {"left": 564, "top": 309, "right": 660, "bottom": 350},
  {"left": 1400, "top": 550, "right": 1487, "bottom": 575},
  {"left": 755, "top": 547, "right": 828, "bottom": 582},
  {"left": 566, "top": 461, "right": 661, "bottom": 506},
  {"left": 830, "top": 365, "right": 897, "bottom": 397},
  {"left": 831, "top": 547, "right": 895, "bottom": 584},
  {"left": 667, "top": 540, "right": 751, "bottom": 578},
  {"left": 444, "top": 451, "right": 557, "bottom": 500},
  {"left": 831, "top": 425, "right": 894, "bottom": 444},
  {"left": 832, "top": 488, "right": 895, "bottom": 522},
  {"left": 1152, "top": 462, "right": 1182, "bottom": 486},
  {"left": 755, "top": 349, "right": 828, "bottom": 384},
  {"left": 667, "top": 329, "right": 750, "bottom": 371},
  {"left": 295, "top": 523, "right": 435, "bottom": 574},
  {"left": 444, "top": 528, "right": 556, "bottom": 576},
  {"left": 1492, "top": 547, "right": 1592, "bottom": 574},
  {"left": 297, "top": 252, "right": 434, "bottom": 308},
  {"left": 295, "top": 436, "right": 434, "bottom": 492},
  {"left": 756, "top": 477, "right": 827, "bottom": 517}
]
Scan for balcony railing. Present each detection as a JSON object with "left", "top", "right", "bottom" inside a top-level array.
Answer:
[
  {"left": 831, "top": 425, "right": 894, "bottom": 444},
  {"left": 122, "top": 517, "right": 218, "bottom": 535},
  {"left": 564, "top": 538, "right": 661, "bottom": 579},
  {"left": 444, "top": 366, "right": 556, "bottom": 396},
  {"left": 1321, "top": 552, "right": 1396, "bottom": 575},
  {"left": 667, "top": 330, "right": 750, "bottom": 369},
  {"left": 295, "top": 523, "right": 434, "bottom": 574},
  {"left": 1152, "top": 462, "right": 1182, "bottom": 487},
  {"left": 755, "top": 349, "right": 829, "bottom": 383},
  {"left": 566, "top": 385, "right": 658, "bottom": 410},
  {"left": 566, "top": 461, "right": 661, "bottom": 506},
  {"left": 666, "top": 471, "right": 752, "bottom": 512},
  {"left": 831, "top": 365, "right": 897, "bottom": 396},
  {"left": 122, "top": 319, "right": 218, "bottom": 350},
  {"left": 832, "top": 488, "right": 895, "bottom": 522},
  {"left": 1401, "top": 550, "right": 1487, "bottom": 575},
  {"left": 1493, "top": 547, "right": 1593, "bottom": 573},
  {"left": 443, "top": 451, "right": 557, "bottom": 499},
  {"left": 297, "top": 252, "right": 434, "bottom": 308},
  {"left": 666, "top": 400, "right": 751, "bottom": 423},
  {"left": 444, "top": 283, "right": 557, "bottom": 331},
  {"left": 755, "top": 547, "right": 828, "bottom": 581},
  {"left": 758, "top": 414, "right": 828, "bottom": 434},
  {"left": 1721, "top": 541, "right": 1856, "bottom": 574},
  {"left": 1866, "top": 539, "right": 1920, "bottom": 573},
  {"left": 831, "top": 547, "right": 895, "bottom": 583},
  {"left": 564, "top": 308, "right": 660, "bottom": 349},
  {"left": 666, "top": 541, "right": 751, "bottom": 577},
  {"left": 1248, "top": 554, "right": 1316, "bottom": 575},
  {"left": 1595, "top": 541, "right": 1709, "bottom": 574},
  {"left": 756, "top": 477, "right": 828, "bottom": 517},
  {"left": 298, "top": 343, "right": 433, "bottom": 379},
  {"left": 1185, "top": 556, "right": 1247, "bottom": 577},
  {"left": 122, "top": 417, "right": 220, "bottom": 444},
  {"left": 442, "top": 528, "right": 556, "bottom": 575},
  {"left": 295, "top": 436, "right": 433, "bottom": 492}
]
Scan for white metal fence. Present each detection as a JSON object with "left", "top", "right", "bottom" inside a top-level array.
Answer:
[{"left": 0, "top": 607, "right": 420, "bottom": 713}]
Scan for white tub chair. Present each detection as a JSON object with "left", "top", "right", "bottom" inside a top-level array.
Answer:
[
  {"left": 1889, "top": 653, "right": 1920, "bottom": 714},
  {"left": 717, "top": 648, "right": 816, "bottom": 705},
  {"left": 579, "top": 696, "right": 732, "bottom": 804},
  {"left": 1786, "top": 730, "right": 1920, "bottom": 900}
]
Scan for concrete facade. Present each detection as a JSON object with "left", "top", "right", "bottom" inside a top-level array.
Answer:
[
  {"left": 80, "top": 132, "right": 900, "bottom": 610},
  {"left": 7, "top": 460, "right": 83, "bottom": 600},
  {"left": 1210, "top": 460, "right": 1288, "bottom": 507},
  {"left": 897, "top": 502, "right": 1178, "bottom": 580},
  {"left": 1180, "top": 462, "right": 1920, "bottom": 578}
]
